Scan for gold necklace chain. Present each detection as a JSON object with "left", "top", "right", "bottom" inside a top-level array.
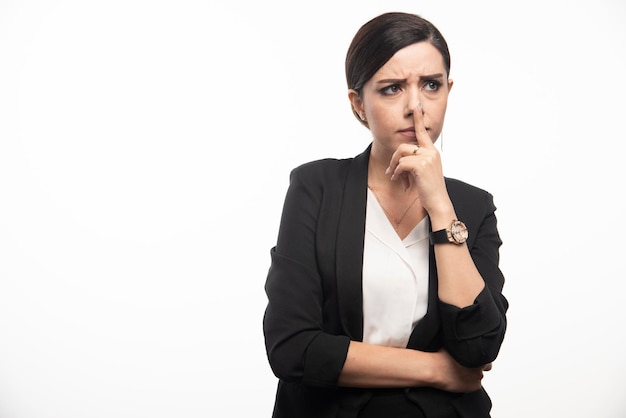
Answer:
[{"left": 369, "top": 187, "right": 420, "bottom": 231}]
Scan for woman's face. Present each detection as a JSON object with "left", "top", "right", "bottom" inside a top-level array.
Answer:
[{"left": 350, "top": 41, "right": 453, "bottom": 154}]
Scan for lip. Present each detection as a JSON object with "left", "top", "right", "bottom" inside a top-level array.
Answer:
[
  {"left": 398, "top": 127, "right": 430, "bottom": 137},
  {"left": 398, "top": 127, "right": 416, "bottom": 137}
]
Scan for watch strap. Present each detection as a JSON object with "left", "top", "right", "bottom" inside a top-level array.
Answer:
[{"left": 429, "top": 228, "right": 450, "bottom": 244}]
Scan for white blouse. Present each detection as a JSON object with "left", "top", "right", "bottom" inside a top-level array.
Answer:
[{"left": 362, "top": 188, "right": 430, "bottom": 348}]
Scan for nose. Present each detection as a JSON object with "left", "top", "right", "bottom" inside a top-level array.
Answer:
[{"left": 404, "top": 88, "right": 423, "bottom": 118}]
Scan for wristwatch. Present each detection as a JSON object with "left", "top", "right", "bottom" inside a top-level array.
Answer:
[{"left": 429, "top": 220, "right": 468, "bottom": 245}]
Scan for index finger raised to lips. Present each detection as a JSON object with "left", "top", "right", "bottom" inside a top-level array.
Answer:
[{"left": 414, "top": 103, "right": 434, "bottom": 148}]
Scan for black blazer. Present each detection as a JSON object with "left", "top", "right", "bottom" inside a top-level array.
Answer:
[{"left": 263, "top": 145, "right": 508, "bottom": 418}]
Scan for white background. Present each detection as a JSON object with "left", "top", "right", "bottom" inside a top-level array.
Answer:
[{"left": 1, "top": 0, "right": 625, "bottom": 417}]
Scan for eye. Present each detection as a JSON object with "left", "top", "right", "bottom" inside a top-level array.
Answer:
[
  {"left": 380, "top": 84, "right": 402, "bottom": 95},
  {"left": 424, "top": 80, "right": 442, "bottom": 92}
]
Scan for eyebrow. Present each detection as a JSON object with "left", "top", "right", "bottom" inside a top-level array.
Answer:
[{"left": 375, "top": 73, "right": 445, "bottom": 84}]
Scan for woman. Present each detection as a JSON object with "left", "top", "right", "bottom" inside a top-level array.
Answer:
[{"left": 263, "top": 12, "right": 508, "bottom": 418}]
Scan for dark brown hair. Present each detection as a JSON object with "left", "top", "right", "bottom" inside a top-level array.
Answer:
[{"left": 345, "top": 12, "right": 451, "bottom": 124}]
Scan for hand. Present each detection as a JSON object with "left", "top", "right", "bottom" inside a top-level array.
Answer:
[
  {"left": 430, "top": 350, "right": 491, "bottom": 393},
  {"left": 385, "top": 104, "right": 451, "bottom": 216}
]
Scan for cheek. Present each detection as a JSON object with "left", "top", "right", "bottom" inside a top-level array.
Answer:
[
  {"left": 367, "top": 101, "right": 386, "bottom": 116},
  {"left": 366, "top": 105, "right": 389, "bottom": 126},
  {"left": 425, "top": 102, "right": 448, "bottom": 139},
  {"left": 369, "top": 101, "right": 401, "bottom": 123},
  {"left": 429, "top": 100, "right": 448, "bottom": 124}
]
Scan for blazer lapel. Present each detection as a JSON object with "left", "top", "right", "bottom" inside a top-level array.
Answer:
[{"left": 335, "top": 145, "right": 370, "bottom": 341}]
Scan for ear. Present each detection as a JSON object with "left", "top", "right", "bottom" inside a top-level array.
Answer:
[
  {"left": 348, "top": 89, "right": 364, "bottom": 115},
  {"left": 447, "top": 78, "right": 454, "bottom": 93}
]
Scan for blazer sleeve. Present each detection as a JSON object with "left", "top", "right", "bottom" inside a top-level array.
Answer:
[
  {"left": 263, "top": 164, "right": 350, "bottom": 388},
  {"left": 438, "top": 186, "right": 509, "bottom": 367}
]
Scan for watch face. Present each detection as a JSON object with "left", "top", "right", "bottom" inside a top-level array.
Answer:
[{"left": 450, "top": 220, "right": 468, "bottom": 243}]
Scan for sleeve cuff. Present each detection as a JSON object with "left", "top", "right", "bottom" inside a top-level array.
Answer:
[
  {"left": 439, "top": 286, "right": 502, "bottom": 340},
  {"left": 439, "top": 286, "right": 505, "bottom": 366},
  {"left": 302, "top": 333, "right": 351, "bottom": 388}
]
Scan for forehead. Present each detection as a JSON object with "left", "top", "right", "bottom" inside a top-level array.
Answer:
[{"left": 373, "top": 42, "right": 446, "bottom": 79}]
